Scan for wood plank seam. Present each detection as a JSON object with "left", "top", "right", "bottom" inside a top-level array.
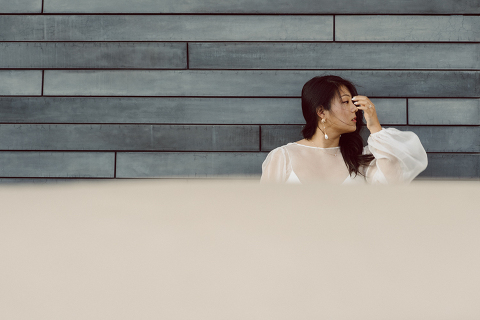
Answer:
[
  {"left": 406, "top": 98, "right": 409, "bottom": 125},
  {"left": 186, "top": 42, "right": 190, "bottom": 69},
  {"left": 333, "top": 15, "right": 335, "bottom": 41}
]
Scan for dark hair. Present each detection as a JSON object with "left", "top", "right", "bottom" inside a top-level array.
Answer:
[{"left": 301, "top": 75, "right": 374, "bottom": 177}]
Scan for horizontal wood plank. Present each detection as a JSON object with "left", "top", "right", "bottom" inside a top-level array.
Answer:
[
  {"left": 419, "top": 154, "right": 479, "bottom": 179},
  {"left": 408, "top": 126, "right": 479, "bottom": 153},
  {"left": 0, "top": 97, "right": 303, "bottom": 124},
  {"left": 336, "top": 16, "right": 480, "bottom": 42},
  {"left": 189, "top": 43, "right": 480, "bottom": 70},
  {"left": 43, "top": 70, "right": 480, "bottom": 97},
  {"left": 261, "top": 125, "right": 303, "bottom": 151},
  {"left": 0, "top": 97, "right": 405, "bottom": 125},
  {"left": 0, "top": 152, "right": 114, "bottom": 177},
  {"left": 409, "top": 99, "right": 480, "bottom": 125},
  {"left": 0, "top": 125, "right": 259, "bottom": 151},
  {"left": 1, "top": 0, "right": 41, "bottom": 13},
  {"left": 43, "top": 0, "right": 480, "bottom": 13},
  {"left": 0, "top": 71, "right": 42, "bottom": 96},
  {"left": 372, "top": 99, "right": 407, "bottom": 125},
  {"left": 0, "top": 15, "right": 332, "bottom": 41},
  {"left": 261, "top": 126, "right": 480, "bottom": 152},
  {"left": 117, "top": 152, "right": 264, "bottom": 177},
  {"left": 0, "top": 42, "right": 186, "bottom": 69}
]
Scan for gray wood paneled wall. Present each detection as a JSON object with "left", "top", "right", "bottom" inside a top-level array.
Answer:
[{"left": 1, "top": 0, "right": 479, "bottom": 182}]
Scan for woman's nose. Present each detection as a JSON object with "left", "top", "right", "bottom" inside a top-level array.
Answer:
[{"left": 350, "top": 102, "right": 358, "bottom": 112}]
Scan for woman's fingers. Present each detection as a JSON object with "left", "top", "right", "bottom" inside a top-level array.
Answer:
[
  {"left": 353, "top": 96, "right": 382, "bottom": 133},
  {"left": 357, "top": 104, "right": 375, "bottom": 111},
  {"left": 352, "top": 96, "right": 374, "bottom": 110},
  {"left": 352, "top": 95, "right": 369, "bottom": 101},
  {"left": 354, "top": 102, "right": 374, "bottom": 109},
  {"left": 352, "top": 99, "right": 367, "bottom": 104},
  {"left": 356, "top": 106, "right": 374, "bottom": 114}
]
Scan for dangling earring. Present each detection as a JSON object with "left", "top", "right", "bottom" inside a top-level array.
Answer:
[{"left": 321, "top": 118, "right": 328, "bottom": 140}]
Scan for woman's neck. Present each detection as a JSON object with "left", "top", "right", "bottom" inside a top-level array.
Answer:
[{"left": 300, "top": 129, "right": 341, "bottom": 148}]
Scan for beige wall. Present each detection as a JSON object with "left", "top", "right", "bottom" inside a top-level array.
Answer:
[{"left": 1, "top": 179, "right": 480, "bottom": 318}]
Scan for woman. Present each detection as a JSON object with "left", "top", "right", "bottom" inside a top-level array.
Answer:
[{"left": 261, "top": 75, "right": 428, "bottom": 184}]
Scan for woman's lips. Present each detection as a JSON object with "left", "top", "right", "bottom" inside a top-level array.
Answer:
[{"left": 352, "top": 117, "right": 357, "bottom": 122}]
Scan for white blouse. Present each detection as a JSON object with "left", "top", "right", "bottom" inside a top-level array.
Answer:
[{"left": 261, "top": 128, "right": 428, "bottom": 184}]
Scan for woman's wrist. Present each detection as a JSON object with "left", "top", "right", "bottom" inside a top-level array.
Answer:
[{"left": 368, "top": 124, "right": 383, "bottom": 134}]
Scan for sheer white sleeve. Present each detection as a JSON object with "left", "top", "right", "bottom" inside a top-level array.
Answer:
[
  {"left": 365, "top": 128, "right": 428, "bottom": 184},
  {"left": 260, "top": 147, "right": 290, "bottom": 183}
]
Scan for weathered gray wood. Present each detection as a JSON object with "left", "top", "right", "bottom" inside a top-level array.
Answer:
[
  {"left": 262, "top": 126, "right": 480, "bottom": 152},
  {"left": 0, "top": 71, "right": 42, "bottom": 96},
  {"left": 116, "top": 152, "right": 264, "bottom": 177},
  {"left": 419, "top": 154, "right": 479, "bottom": 178},
  {"left": 189, "top": 43, "right": 480, "bottom": 70},
  {"left": 0, "top": 15, "right": 332, "bottom": 41},
  {"left": 0, "top": 97, "right": 303, "bottom": 124},
  {"left": 372, "top": 99, "right": 407, "bottom": 125},
  {"left": 43, "top": 70, "right": 480, "bottom": 98},
  {"left": 261, "top": 125, "right": 303, "bottom": 151},
  {"left": 43, "top": 0, "right": 480, "bottom": 13},
  {"left": 1, "top": 0, "right": 41, "bottom": 13},
  {"left": 408, "top": 126, "right": 479, "bottom": 153},
  {"left": 409, "top": 99, "right": 480, "bottom": 125},
  {"left": 336, "top": 16, "right": 480, "bottom": 42},
  {"left": 0, "top": 152, "right": 114, "bottom": 177},
  {"left": 0, "top": 97, "right": 405, "bottom": 125},
  {"left": 0, "top": 42, "right": 187, "bottom": 69},
  {"left": 0, "top": 125, "right": 259, "bottom": 151}
]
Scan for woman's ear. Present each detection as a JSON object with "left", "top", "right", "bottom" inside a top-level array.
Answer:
[{"left": 316, "top": 106, "right": 325, "bottom": 119}]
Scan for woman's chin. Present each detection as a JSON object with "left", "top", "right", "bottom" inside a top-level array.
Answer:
[{"left": 344, "top": 125, "right": 357, "bottom": 133}]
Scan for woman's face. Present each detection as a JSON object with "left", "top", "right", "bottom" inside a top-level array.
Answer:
[{"left": 324, "top": 86, "right": 358, "bottom": 134}]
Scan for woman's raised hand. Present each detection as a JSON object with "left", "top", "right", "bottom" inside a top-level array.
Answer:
[{"left": 352, "top": 95, "right": 382, "bottom": 134}]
